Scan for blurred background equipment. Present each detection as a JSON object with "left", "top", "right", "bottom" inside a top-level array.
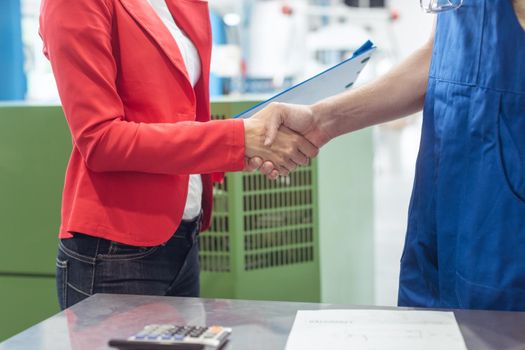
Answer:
[
  {"left": 18, "top": 0, "right": 430, "bottom": 101},
  {"left": 0, "top": 0, "right": 434, "bottom": 340}
]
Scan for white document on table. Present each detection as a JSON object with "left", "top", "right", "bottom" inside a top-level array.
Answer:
[
  {"left": 285, "top": 309, "right": 467, "bottom": 350},
  {"left": 235, "top": 40, "right": 375, "bottom": 119}
]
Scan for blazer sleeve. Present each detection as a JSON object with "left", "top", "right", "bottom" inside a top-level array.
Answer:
[{"left": 39, "top": 0, "right": 245, "bottom": 175}]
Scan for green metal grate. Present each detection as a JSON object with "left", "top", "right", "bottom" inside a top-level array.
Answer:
[
  {"left": 241, "top": 168, "right": 315, "bottom": 271},
  {"left": 200, "top": 167, "right": 316, "bottom": 272},
  {"left": 199, "top": 181, "right": 231, "bottom": 272}
]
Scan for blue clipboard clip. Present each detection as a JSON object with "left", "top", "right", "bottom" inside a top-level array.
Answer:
[{"left": 351, "top": 40, "right": 374, "bottom": 58}]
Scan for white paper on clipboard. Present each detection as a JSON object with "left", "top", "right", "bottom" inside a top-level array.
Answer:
[{"left": 235, "top": 40, "right": 376, "bottom": 119}]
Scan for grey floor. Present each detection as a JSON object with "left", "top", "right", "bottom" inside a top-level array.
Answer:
[{"left": 373, "top": 115, "right": 422, "bottom": 306}]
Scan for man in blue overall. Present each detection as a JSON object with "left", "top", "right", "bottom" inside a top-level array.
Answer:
[{"left": 252, "top": 0, "right": 525, "bottom": 310}]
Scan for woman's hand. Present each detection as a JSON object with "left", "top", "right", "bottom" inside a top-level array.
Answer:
[
  {"left": 243, "top": 116, "right": 319, "bottom": 178},
  {"left": 244, "top": 156, "right": 263, "bottom": 172}
]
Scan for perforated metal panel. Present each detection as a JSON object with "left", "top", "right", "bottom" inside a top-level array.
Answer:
[
  {"left": 242, "top": 169, "right": 316, "bottom": 271},
  {"left": 198, "top": 111, "right": 231, "bottom": 273},
  {"left": 200, "top": 169, "right": 316, "bottom": 272},
  {"left": 199, "top": 180, "right": 231, "bottom": 272}
]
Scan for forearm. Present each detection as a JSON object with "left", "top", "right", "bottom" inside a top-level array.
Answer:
[
  {"left": 41, "top": 0, "right": 247, "bottom": 175},
  {"left": 312, "top": 37, "right": 434, "bottom": 139},
  {"left": 83, "top": 119, "right": 245, "bottom": 174}
]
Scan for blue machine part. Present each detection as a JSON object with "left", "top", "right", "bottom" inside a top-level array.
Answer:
[
  {"left": 0, "top": 0, "right": 26, "bottom": 101},
  {"left": 209, "top": 9, "right": 226, "bottom": 97}
]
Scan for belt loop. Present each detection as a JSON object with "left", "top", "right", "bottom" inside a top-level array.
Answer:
[{"left": 94, "top": 238, "right": 102, "bottom": 258}]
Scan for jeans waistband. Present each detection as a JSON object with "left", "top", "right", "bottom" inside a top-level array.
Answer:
[
  {"left": 61, "top": 213, "right": 202, "bottom": 259},
  {"left": 179, "top": 211, "right": 202, "bottom": 236}
]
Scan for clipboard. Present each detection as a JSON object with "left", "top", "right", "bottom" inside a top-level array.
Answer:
[{"left": 235, "top": 40, "right": 376, "bottom": 119}]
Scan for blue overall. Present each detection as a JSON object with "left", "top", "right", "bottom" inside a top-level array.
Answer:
[{"left": 398, "top": 0, "right": 525, "bottom": 310}]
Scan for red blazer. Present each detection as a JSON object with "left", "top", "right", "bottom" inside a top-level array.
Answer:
[{"left": 39, "top": 0, "right": 245, "bottom": 246}]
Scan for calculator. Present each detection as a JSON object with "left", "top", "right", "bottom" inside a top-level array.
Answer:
[{"left": 108, "top": 324, "right": 232, "bottom": 350}]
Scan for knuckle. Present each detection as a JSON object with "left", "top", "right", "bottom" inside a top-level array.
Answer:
[
  {"left": 306, "top": 148, "right": 317, "bottom": 158},
  {"left": 269, "top": 102, "right": 281, "bottom": 109}
]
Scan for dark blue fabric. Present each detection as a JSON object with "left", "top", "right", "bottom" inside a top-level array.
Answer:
[
  {"left": 56, "top": 219, "right": 201, "bottom": 310},
  {"left": 399, "top": 0, "right": 525, "bottom": 310}
]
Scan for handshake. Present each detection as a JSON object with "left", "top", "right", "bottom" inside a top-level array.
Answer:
[{"left": 243, "top": 102, "right": 331, "bottom": 180}]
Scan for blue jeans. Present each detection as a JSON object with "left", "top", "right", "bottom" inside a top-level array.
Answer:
[{"left": 56, "top": 218, "right": 200, "bottom": 310}]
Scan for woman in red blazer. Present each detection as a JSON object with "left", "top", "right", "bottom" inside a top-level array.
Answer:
[{"left": 40, "top": 0, "right": 317, "bottom": 309}]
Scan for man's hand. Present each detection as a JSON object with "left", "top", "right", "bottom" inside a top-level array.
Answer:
[
  {"left": 261, "top": 102, "right": 331, "bottom": 148},
  {"left": 244, "top": 116, "right": 319, "bottom": 177},
  {"left": 246, "top": 102, "right": 330, "bottom": 179}
]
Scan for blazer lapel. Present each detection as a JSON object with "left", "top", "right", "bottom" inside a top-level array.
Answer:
[
  {"left": 164, "top": 0, "right": 212, "bottom": 79},
  {"left": 118, "top": 0, "right": 194, "bottom": 95},
  {"left": 165, "top": 0, "right": 212, "bottom": 120}
]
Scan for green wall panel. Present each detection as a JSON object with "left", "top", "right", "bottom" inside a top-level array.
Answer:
[
  {"left": 0, "top": 105, "right": 70, "bottom": 274},
  {"left": 0, "top": 276, "right": 58, "bottom": 341},
  {"left": 318, "top": 129, "right": 374, "bottom": 305}
]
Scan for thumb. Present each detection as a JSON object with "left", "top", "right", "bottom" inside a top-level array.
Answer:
[{"left": 264, "top": 111, "right": 284, "bottom": 147}]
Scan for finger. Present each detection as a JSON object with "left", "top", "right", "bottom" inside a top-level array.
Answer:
[
  {"left": 285, "top": 159, "right": 297, "bottom": 173},
  {"left": 280, "top": 159, "right": 297, "bottom": 176},
  {"left": 284, "top": 142, "right": 309, "bottom": 168},
  {"left": 267, "top": 169, "right": 280, "bottom": 181},
  {"left": 289, "top": 151, "right": 309, "bottom": 166},
  {"left": 278, "top": 167, "right": 290, "bottom": 177},
  {"left": 264, "top": 104, "right": 284, "bottom": 147},
  {"left": 298, "top": 138, "right": 319, "bottom": 159},
  {"left": 244, "top": 157, "right": 260, "bottom": 172},
  {"left": 259, "top": 161, "right": 275, "bottom": 176},
  {"left": 278, "top": 126, "right": 318, "bottom": 159},
  {"left": 248, "top": 157, "right": 263, "bottom": 171}
]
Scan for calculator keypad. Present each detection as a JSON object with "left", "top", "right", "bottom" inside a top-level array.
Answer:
[{"left": 128, "top": 324, "right": 231, "bottom": 348}]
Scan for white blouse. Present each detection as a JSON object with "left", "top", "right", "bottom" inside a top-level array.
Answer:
[{"left": 147, "top": 0, "right": 203, "bottom": 220}]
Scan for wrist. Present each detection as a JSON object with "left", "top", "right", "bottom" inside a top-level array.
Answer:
[
  {"left": 310, "top": 102, "right": 334, "bottom": 145},
  {"left": 242, "top": 118, "right": 262, "bottom": 158},
  {"left": 242, "top": 119, "right": 252, "bottom": 156}
]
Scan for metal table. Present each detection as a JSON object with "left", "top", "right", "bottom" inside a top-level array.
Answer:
[{"left": 1, "top": 294, "right": 524, "bottom": 349}]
